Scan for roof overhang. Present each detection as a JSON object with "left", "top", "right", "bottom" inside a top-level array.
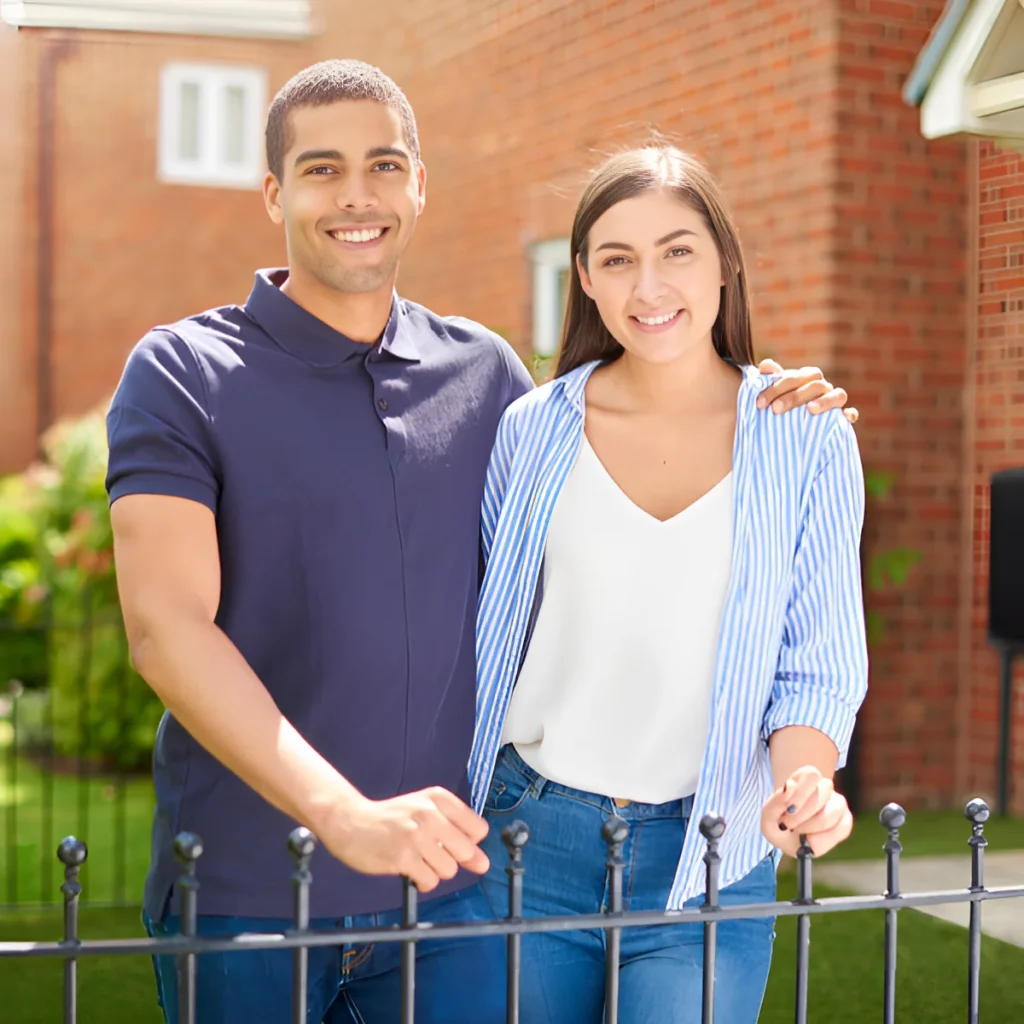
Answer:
[
  {"left": 0, "top": 0, "right": 313, "bottom": 39},
  {"left": 904, "top": 0, "right": 1024, "bottom": 142}
]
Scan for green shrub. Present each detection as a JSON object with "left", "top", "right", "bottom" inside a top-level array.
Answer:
[{"left": 0, "top": 406, "right": 164, "bottom": 769}]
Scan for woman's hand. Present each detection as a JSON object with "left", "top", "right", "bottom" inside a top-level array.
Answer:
[{"left": 760, "top": 765, "right": 853, "bottom": 858}]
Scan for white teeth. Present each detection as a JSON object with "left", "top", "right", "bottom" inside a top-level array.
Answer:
[
  {"left": 331, "top": 228, "right": 384, "bottom": 242},
  {"left": 635, "top": 311, "right": 679, "bottom": 325}
]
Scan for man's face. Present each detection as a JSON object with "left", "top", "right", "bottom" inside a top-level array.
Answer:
[{"left": 264, "top": 100, "right": 425, "bottom": 294}]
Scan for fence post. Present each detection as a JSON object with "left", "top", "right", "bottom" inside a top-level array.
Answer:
[
  {"left": 602, "top": 816, "right": 628, "bottom": 1024},
  {"left": 699, "top": 813, "right": 725, "bottom": 1024},
  {"left": 174, "top": 832, "right": 203, "bottom": 1024},
  {"left": 400, "top": 877, "right": 418, "bottom": 1024},
  {"left": 288, "top": 827, "right": 316, "bottom": 1024},
  {"left": 880, "top": 803, "right": 905, "bottom": 1024},
  {"left": 793, "top": 835, "right": 815, "bottom": 1024},
  {"left": 58, "top": 836, "right": 87, "bottom": 1024},
  {"left": 502, "top": 820, "right": 529, "bottom": 1024},
  {"left": 966, "top": 798, "right": 989, "bottom": 1024}
]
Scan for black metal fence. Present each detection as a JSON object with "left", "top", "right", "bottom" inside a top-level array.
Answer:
[
  {"left": 0, "top": 606, "right": 155, "bottom": 908},
  {"left": 2, "top": 800, "right": 1022, "bottom": 1024}
]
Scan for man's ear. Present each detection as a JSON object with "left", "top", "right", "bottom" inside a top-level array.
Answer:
[{"left": 263, "top": 172, "right": 284, "bottom": 226}]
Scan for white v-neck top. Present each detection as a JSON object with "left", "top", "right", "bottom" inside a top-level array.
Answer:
[{"left": 500, "top": 436, "right": 735, "bottom": 804}]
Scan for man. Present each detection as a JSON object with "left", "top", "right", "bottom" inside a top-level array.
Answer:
[{"left": 107, "top": 60, "right": 856, "bottom": 1023}]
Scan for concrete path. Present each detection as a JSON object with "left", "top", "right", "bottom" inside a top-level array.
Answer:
[{"left": 813, "top": 853, "right": 1024, "bottom": 948}]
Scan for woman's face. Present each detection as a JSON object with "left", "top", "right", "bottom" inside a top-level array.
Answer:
[{"left": 578, "top": 189, "right": 725, "bottom": 367}]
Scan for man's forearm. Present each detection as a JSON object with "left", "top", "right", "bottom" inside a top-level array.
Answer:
[
  {"left": 768, "top": 725, "right": 839, "bottom": 789},
  {"left": 130, "top": 609, "right": 362, "bottom": 834}
]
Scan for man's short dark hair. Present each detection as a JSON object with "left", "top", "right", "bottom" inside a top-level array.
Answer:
[{"left": 265, "top": 59, "right": 420, "bottom": 180}]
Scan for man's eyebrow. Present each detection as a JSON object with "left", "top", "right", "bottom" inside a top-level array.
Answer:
[
  {"left": 366, "top": 146, "right": 411, "bottom": 161},
  {"left": 293, "top": 149, "right": 343, "bottom": 166},
  {"left": 594, "top": 228, "right": 697, "bottom": 253}
]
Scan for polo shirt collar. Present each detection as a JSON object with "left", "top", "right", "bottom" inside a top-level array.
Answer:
[{"left": 244, "top": 268, "right": 420, "bottom": 368}]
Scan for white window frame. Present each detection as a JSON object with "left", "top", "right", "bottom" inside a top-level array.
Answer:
[
  {"left": 158, "top": 63, "right": 267, "bottom": 190},
  {"left": 530, "top": 238, "right": 572, "bottom": 358}
]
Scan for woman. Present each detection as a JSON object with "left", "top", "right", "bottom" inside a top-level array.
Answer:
[{"left": 467, "top": 147, "right": 868, "bottom": 1023}]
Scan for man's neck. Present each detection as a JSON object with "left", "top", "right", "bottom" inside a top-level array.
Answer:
[{"left": 280, "top": 268, "right": 395, "bottom": 344}]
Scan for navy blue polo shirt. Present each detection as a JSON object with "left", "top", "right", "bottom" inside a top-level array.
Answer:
[{"left": 106, "top": 269, "right": 534, "bottom": 921}]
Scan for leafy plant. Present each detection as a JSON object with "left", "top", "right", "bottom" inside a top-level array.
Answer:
[
  {"left": 0, "top": 405, "right": 164, "bottom": 768},
  {"left": 863, "top": 469, "right": 922, "bottom": 647}
]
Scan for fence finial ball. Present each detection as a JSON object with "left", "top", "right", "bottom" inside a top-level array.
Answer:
[
  {"left": 57, "top": 836, "right": 87, "bottom": 867},
  {"left": 699, "top": 814, "right": 726, "bottom": 841},
  {"left": 965, "top": 798, "right": 990, "bottom": 825},
  {"left": 174, "top": 832, "right": 204, "bottom": 862},
  {"left": 879, "top": 803, "right": 906, "bottom": 830},
  {"left": 287, "top": 827, "right": 317, "bottom": 859},
  {"left": 602, "top": 816, "right": 629, "bottom": 846},
  {"left": 501, "top": 820, "right": 530, "bottom": 852}
]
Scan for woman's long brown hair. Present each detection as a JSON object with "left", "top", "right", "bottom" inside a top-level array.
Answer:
[{"left": 555, "top": 147, "right": 754, "bottom": 378}]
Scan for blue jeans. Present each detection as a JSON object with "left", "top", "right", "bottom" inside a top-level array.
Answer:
[
  {"left": 479, "top": 744, "right": 776, "bottom": 1024},
  {"left": 143, "top": 882, "right": 503, "bottom": 1023}
]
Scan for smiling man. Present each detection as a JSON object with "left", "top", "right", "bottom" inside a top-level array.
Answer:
[{"left": 105, "top": 60, "right": 855, "bottom": 1023}]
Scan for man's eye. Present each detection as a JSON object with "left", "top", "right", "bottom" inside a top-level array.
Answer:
[
  {"left": 308, "top": 166, "right": 335, "bottom": 176},
  {"left": 374, "top": 161, "right": 401, "bottom": 172}
]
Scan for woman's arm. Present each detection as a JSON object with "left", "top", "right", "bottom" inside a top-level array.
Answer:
[
  {"left": 481, "top": 404, "right": 522, "bottom": 566},
  {"left": 759, "top": 416, "right": 869, "bottom": 857}
]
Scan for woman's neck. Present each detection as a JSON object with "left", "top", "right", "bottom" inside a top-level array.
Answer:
[{"left": 602, "top": 341, "right": 741, "bottom": 415}]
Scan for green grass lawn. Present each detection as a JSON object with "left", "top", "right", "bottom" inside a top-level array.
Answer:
[
  {"left": 0, "top": 753, "right": 154, "bottom": 905},
  {"left": 3, "top": 877, "right": 1024, "bottom": 1023}
]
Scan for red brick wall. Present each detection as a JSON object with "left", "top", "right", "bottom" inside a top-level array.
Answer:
[
  {"left": 832, "top": 0, "right": 968, "bottom": 810},
  {"left": 967, "top": 139, "right": 1024, "bottom": 814}
]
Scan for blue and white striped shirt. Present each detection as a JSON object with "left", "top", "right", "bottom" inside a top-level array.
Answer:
[{"left": 469, "top": 360, "right": 869, "bottom": 909}]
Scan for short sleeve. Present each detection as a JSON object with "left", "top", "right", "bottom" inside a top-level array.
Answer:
[{"left": 105, "top": 329, "right": 220, "bottom": 513}]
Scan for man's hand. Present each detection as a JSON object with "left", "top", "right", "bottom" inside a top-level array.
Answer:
[
  {"left": 321, "top": 786, "right": 490, "bottom": 893},
  {"left": 760, "top": 765, "right": 853, "bottom": 859},
  {"left": 756, "top": 359, "right": 859, "bottom": 425}
]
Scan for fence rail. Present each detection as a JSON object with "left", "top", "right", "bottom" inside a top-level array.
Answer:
[{"left": 2, "top": 799, "right": 1021, "bottom": 1024}]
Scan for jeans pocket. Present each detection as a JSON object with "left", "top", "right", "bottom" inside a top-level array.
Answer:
[{"left": 483, "top": 750, "right": 533, "bottom": 815}]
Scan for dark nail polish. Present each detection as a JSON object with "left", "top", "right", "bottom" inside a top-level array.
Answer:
[
  {"left": 778, "top": 823, "right": 788, "bottom": 831},
  {"left": 787, "top": 805, "right": 797, "bottom": 815}
]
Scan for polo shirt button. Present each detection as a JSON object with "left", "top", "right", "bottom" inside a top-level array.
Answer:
[{"left": 378, "top": 398, "right": 388, "bottom": 411}]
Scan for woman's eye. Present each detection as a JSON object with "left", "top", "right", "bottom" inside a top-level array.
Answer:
[
  {"left": 603, "top": 256, "right": 629, "bottom": 267},
  {"left": 668, "top": 246, "right": 693, "bottom": 257}
]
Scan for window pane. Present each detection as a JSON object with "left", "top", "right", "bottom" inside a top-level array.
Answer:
[
  {"left": 178, "top": 81, "right": 201, "bottom": 162},
  {"left": 223, "top": 85, "right": 247, "bottom": 166}
]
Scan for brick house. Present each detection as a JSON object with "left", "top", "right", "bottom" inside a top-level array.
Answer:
[{"left": 1, "top": 0, "right": 1021, "bottom": 813}]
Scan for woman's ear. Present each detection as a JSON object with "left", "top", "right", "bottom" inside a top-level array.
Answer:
[{"left": 576, "top": 252, "right": 595, "bottom": 299}]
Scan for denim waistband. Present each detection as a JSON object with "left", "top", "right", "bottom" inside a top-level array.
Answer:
[{"left": 498, "top": 743, "right": 695, "bottom": 821}]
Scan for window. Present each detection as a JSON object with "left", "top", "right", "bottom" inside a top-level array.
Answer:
[
  {"left": 158, "top": 63, "right": 267, "bottom": 189},
  {"left": 530, "top": 238, "right": 572, "bottom": 357}
]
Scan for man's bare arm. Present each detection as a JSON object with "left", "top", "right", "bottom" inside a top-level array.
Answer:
[{"left": 111, "top": 494, "right": 489, "bottom": 890}]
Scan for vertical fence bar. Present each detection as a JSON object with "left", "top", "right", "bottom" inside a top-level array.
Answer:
[
  {"left": 401, "top": 877, "right": 417, "bottom": 1024},
  {"left": 6, "top": 681, "right": 22, "bottom": 904},
  {"left": 75, "top": 590, "right": 94, "bottom": 866},
  {"left": 880, "top": 803, "right": 905, "bottom": 1024},
  {"left": 502, "top": 821, "right": 529, "bottom": 1024},
  {"left": 42, "top": 600, "right": 56, "bottom": 905},
  {"left": 699, "top": 814, "right": 726, "bottom": 1024},
  {"left": 113, "top": 641, "right": 131, "bottom": 905},
  {"left": 965, "top": 798, "right": 989, "bottom": 1024},
  {"left": 288, "top": 827, "right": 316, "bottom": 1024},
  {"left": 174, "top": 832, "right": 203, "bottom": 1024},
  {"left": 57, "top": 836, "right": 87, "bottom": 1024},
  {"left": 793, "top": 835, "right": 814, "bottom": 1024},
  {"left": 602, "top": 816, "right": 628, "bottom": 1024}
]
